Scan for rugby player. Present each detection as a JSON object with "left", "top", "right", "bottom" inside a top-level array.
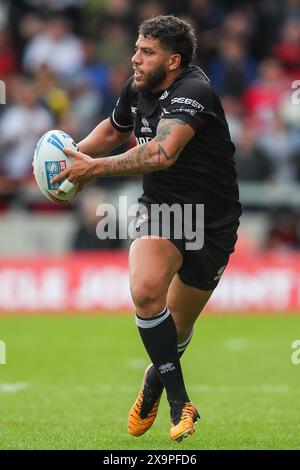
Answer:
[{"left": 52, "top": 15, "right": 242, "bottom": 442}]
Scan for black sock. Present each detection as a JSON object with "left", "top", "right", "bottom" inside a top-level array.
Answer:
[
  {"left": 146, "top": 328, "right": 194, "bottom": 392},
  {"left": 136, "top": 307, "right": 189, "bottom": 403}
]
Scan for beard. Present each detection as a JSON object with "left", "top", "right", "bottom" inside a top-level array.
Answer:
[{"left": 132, "top": 63, "right": 167, "bottom": 92}]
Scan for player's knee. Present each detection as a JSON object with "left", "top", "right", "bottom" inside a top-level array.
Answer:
[{"left": 131, "top": 279, "right": 166, "bottom": 317}]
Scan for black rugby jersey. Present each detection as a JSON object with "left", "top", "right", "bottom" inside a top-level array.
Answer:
[{"left": 110, "top": 66, "right": 242, "bottom": 228}]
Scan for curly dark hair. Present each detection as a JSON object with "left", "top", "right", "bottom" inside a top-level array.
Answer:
[{"left": 138, "top": 15, "right": 197, "bottom": 67}]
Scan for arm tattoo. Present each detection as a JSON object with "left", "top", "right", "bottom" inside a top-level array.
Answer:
[
  {"left": 100, "top": 118, "right": 187, "bottom": 177},
  {"left": 155, "top": 118, "right": 188, "bottom": 142},
  {"left": 102, "top": 142, "right": 180, "bottom": 177}
]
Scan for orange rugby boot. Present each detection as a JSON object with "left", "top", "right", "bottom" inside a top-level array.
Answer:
[
  {"left": 169, "top": 400, "right": 200, "bottom": 442},
  {"left": 128, "top": 364, "right": 163, "bottom": 437}
]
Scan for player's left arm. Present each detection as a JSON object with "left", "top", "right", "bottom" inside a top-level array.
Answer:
[
  {"left": 100, "top": 117, "right": 195, "bottom": 176},
  {"left": 51, "top": 119, "right": 194, "bottom": 192},
  {"left": 153, "top": 118, "right": 195, "bottom": 157}
]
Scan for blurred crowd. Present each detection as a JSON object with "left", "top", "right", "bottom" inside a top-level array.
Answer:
[{"left": 1, "top": 0, "right": 300, "bottom": 251}]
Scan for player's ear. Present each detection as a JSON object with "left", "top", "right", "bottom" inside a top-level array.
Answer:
[{"left": 168, "top": 54, "right": 181, "bottom": 71}]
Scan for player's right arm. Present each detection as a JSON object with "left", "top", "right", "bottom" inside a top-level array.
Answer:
[{"left": 77, "top": 118, "right": 132, "bottom": 157}]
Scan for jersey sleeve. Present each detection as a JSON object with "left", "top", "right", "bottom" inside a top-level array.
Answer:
[
  {"left": 110, "top": 77, "right": 134, "bottom": 133},
  {"left": 161, "top": 79, "right": 215, "bottom": 131}
]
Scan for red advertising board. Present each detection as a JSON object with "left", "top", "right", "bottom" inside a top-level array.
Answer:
[{"left": 0, "top": 250, "right": 299, "bottom": 313}]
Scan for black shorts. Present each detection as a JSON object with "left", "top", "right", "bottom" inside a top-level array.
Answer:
[{"left": 132, "top": 198, "right": 239, "bottom": 291}]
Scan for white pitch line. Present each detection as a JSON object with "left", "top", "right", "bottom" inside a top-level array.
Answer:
[
  {"left": 0, "top": 382, "right": 29, "bottom": 393},
  {"left": 73, "top": 384, "right": 292, "bottom": 395},
  {"left": 5, "top": 383, "right": 289, "bottom": 395},
  {"left": 0, "top": 382, "right": 290, "bottom": 395},
  {"left": 126, "top": 358, "right": 148, "bottom": 369},
  {"left": 224, "top": 337, "right": 247, "bottom": 351}
]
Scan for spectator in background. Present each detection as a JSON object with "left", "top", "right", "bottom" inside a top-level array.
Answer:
[
  {"left": 100, "top": 62, "right": 132, "bottom": 119},
  {"left": 221, "top": 9, "right": 254, "bottom": 44},
  {"left": 68, "top": 71, "right": 102, "bottom": 141},
  {"left": 11, "top": 8, "right": 45, "bottom": 65},
  {"left": 0, "top": 29, "right": 17, "bottom": 78},
  {"left": 243, "top": 58, "right": 288, "bottom": 133},
  {"left": 208, "top": 35, "right": 256, "bottom": 97},
  {"left": 265, "top": 207, "right": 300, "bottom": 252},
  {"left": 135, "top": 0, "right": 165, "bottom": 26},
  {"left": 0, "top": 0, "right": 8, "bottom": 30},
  {"left": 256, "top": 115, "right": 297, "bottom": 183},
  {"left": 22, "top": 0, "right": 85, "bottom": 10},
  {"left": 279, "top": 91, "right": 300, "bottom": 166},
  {"left": 221, "top": 94, "right": 244, "bottom": 144},
  {"left": 81, "top": 38, "right": 109, "bottom": 95},
  {"left": 282, "top": 0, "right": 300, "bottom": 22},
  {"left": 96, "top": 18, "right": 132, "bottom": 67},
  {"left": 23, "top": 13, "right": 84, "bottom": 78},
  {"left": 21, "top": 0, "right": 85, "bottom": 29},
  {"left": 249, "top": 0, "right": 282, "bottom": 60},
  {"left": 102, "top": 0, "right": 136, "bottom": 31},
  {"left": 33, "top": 64, "right": 70, "bottom": 119},
  {"left": 186, "top": 0, "right": 224, "bottom": 64},
  {"left": 0, "top": 77, "right": 53, "bottom": 185},
  {"left": 272, "top": 19, "right": 300, "bottom": 78},
  {"left": 235, "top": 123, "right": 272, "bottom": 182},
  {"left": 187, "top": 0, "right": 224, "bottom": 30}
]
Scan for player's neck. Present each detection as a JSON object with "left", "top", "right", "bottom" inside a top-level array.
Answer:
[{"left": 150, "top": 67, "right": 185, "bottom": 94}]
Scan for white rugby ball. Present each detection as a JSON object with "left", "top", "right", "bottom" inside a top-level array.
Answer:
[{"left": 33, "top": 129, "right": 78, "bottom": 204}]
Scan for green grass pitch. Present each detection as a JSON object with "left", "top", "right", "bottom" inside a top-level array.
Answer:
[{"left": 0, "top": 313, "right": 299, "bottom": 450}]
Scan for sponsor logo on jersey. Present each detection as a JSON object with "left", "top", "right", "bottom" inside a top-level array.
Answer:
[
  {"left": 170, "top": 107, "right": 198, "bottom": 116},
  {"left": 214, "top": 265, "right": 226, "bottom": 281},
  {"left": 159, "top": 90, "right": 169, "bottom": 100},
  {"left": 159, "top": 362, "right": 175, "bottom": 374},
  {"left": 171, "top": 97, "right": 204, "bottom": 111},
  {"left": 141, "top": 116, "right": 152, "bottom": 133},
  {"left": 131, "top": 106, "right": 137, "bottom": 115},
  {"left": 136, "top": 136, "right": 152, "bottom": 145}
]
